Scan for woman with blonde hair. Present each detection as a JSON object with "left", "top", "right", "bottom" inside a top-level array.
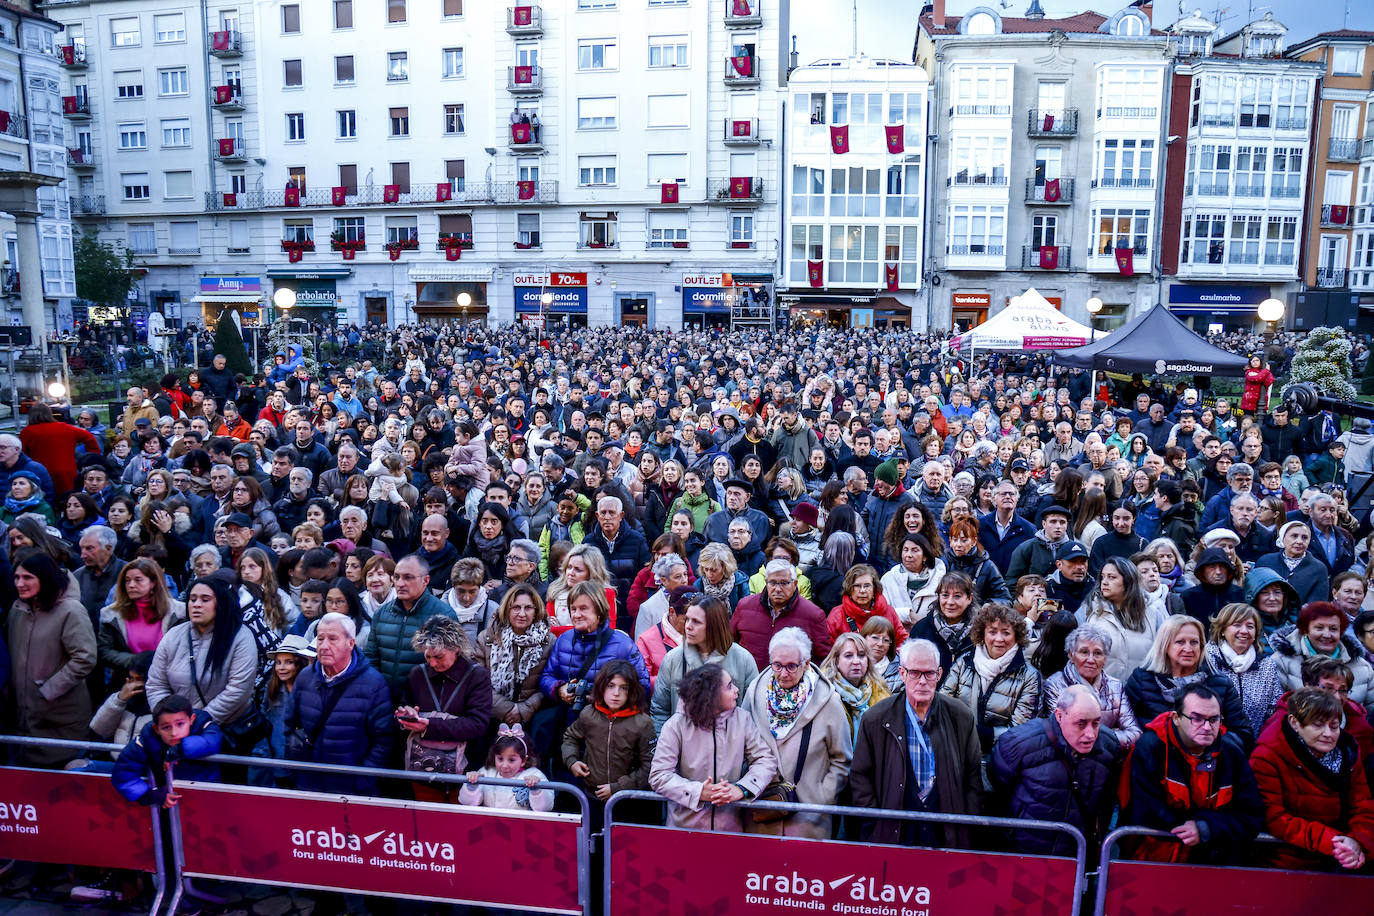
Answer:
[
  {"left": 693, "top": 542, "right": 749, "bottom": 608},
  {"left": 821, "top": 632, "right": 890, "bottom": 741},
  {"left": 1123, "top": 614, "right": 1254, "bottom": 746},
  {"left": 545, "top": 542, "right": 618, "bottom": 634},
  {"left": 1205, "top": 602, "right": 1282, "bottom": 736}
]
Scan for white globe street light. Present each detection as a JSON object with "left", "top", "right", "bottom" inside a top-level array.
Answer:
[
  {"left": 1086, "top": 297, "right": 1103, "bottom": 314},
  {"left": 1257, "top": 298, "right": 1284, "bottom": 324},
  {"left": 47, "top": 381, "right": 66, "bottom": 399},
  {"left": 272, "top": 287, "right": 297, "bottom": 311}
]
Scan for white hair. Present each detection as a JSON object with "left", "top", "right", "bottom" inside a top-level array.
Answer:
[
  {"left": 81, "top": 525, "right": 118, "bottom": 550},
  {"left": 290, "top": 467, "right": 314, "bottom": 485},
  {"left": 652, "top": 553, "right": 687, "bottom": 581},
  {"left": 339, "top": 505, "right": 367, "bottom": 523},
  {"left": 768, "top": 626, "right": 812, "bottom": 662},
  {"left": 189, "top": 544, "right": 222, "bottom": 568},
  {"left": 0, "top": 434, "right": 19, "bottom": 448},
  {"left": 316, "top": 611, "right": 357, "bottom": 640},
  {"left": 764, "top": 558, "right": 796, "bottom": 580},
  {"left": 898, "top": 638, "right": 941, "bottom": 669},
  {"left": 597, "top": 495, "right": 622, "bottom": 513}
]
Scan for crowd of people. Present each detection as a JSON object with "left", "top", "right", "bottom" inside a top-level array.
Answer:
[{"left": 3, "top": 320, "right": 1374, "bottom": 908}]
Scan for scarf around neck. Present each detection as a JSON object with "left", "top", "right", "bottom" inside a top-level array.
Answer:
[
  {"left": 1217, "top": 640, "right": 1257, "bottom": 673},
  {"left": 972, "top": 644, "right": 1017, "bottom": 692},
  {"left": 765, "top": 668, "right": 813, "bottom": 739}
]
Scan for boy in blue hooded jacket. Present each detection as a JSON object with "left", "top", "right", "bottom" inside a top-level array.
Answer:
[{"left": 112, "top": 696, "right": 223, "bottom": 807}]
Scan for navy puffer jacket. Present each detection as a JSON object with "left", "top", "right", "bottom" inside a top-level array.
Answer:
[
  {"left": 540, "top": 620, "right": 650, "bottom": 700},
  {"left": 285, "top": 649, "right": 394, "bottom": 795},
  {"left": 989, "top": 716, "right": 1122, "bottom": 855},
  {"left": 583, "top": 524, "right": 652, "bottom": 620},
  {"left": 366, "top": 591, "right": 459, "bottom": 693}
]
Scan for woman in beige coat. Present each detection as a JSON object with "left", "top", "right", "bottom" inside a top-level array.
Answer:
[
  {"left": 472, "top": 583, "right": 556, "bottom": 727},
  {"left": 8, "top": 552, "right": 96, "bottom": 767},
  {"left": 743, "top": 627, "right": 852, "bottom": 838},
  {"left": 650, "top": 663, "right": 777, "bottom": 832}
]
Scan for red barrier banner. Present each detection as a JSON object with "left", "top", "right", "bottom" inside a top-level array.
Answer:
[
  {"left": 176, "top": 783, "right": 581, "bottom": 913},
  {"left": 1101, "top": 860, "right": 1374, "bottom": 915},
  {"left": 610, "top": 824, "right": 1077, "bottom": 916},
  {"left": 0, "top": 768, "right": 156, "bottom": 872}
]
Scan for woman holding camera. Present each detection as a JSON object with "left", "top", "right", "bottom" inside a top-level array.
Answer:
[{"left": 541, "top": 581, "right": 650, "bottom": 717}]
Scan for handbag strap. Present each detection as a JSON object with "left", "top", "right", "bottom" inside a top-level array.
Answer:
[
  {"left": 423, "top": 663, "right": 475, "bottom": 716},
  {"left": 790, "top": 720, "right": 814, "bottom": 785},
  {"left": 308, "top": 676, "right": 349, "bottom": 748},
  {"left": 572, "top": 630, "right": 612, "bottom": 683},
  {"left": 185, "top": 627, "right": 210, "bottom": 707}
]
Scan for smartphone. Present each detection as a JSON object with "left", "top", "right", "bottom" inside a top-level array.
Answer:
[{"left": 396, "top": 712, "right": 419, "bottom": 723}]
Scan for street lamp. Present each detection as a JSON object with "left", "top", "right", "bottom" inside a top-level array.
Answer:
[
  {"left": 1257, "top": 297, "right": 1284, "bottom": 325},
  {"left": 1086, "top": 296, "right": 1103, "bottom": 314},
  {"left": 457, "top": 291, "right": 472, "bottom": 328},
  {"left": 272, "top": 287, "right": 296, "bottom": 312},
  {"left": 46, "top": 380, "right": 66, "bottom": 401}
]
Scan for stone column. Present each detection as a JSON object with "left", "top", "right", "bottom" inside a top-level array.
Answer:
[{"left": 0, "top": 172, "right": 63, "bottom": 340}]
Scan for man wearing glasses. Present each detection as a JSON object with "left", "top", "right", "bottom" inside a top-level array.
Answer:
[
  {"left": 848, "top": 638, "right": 982, "bottom": 847},
  {"left": 1124, "top": 684, "right": 1262, "bottom": 863}
]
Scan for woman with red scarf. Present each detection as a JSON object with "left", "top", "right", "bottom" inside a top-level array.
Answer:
[{"left": 826, "top": 564, "right": 908, "bottom": 643}]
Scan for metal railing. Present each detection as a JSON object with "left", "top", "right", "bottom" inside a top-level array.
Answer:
[
  {"left": 59, "top": 42, "right": 86, "bottom": 66},
  {"left": 71, "top": 194, "right": 105, "bottom": 216},
  {"left": 506, "top": 5, "right": 543, "bottom": 33},
  {"left": 949, "top": 173, "right": 1010, "bottom": 187},
  {"left": 948, "top": 243, "right": 1005, "bottom": 257},
  {"left": 206, "top": 180, "right": 556, "bottom": 211},
  {"left": 1022, "top": 245, "right": 1071, "bottom": 269},
  {"left": 506, "top": 66, "right": 543, "bottom": 92},
  {"left": 705, "top": 177, "right": 764, "bottom": 202},
  {"left": 0, "top": 112, "right": 26, "bottom": 139},
  {"left": 1316, "top": 268, "right": 1347, "bottom": 288},
  {"left": 723, "top": 55, "right": 759, "bottom": 82},
  {"left": 1025, "top": 177, "right": 1073, "bottom": 202},
  {"left": 724, "top": 0, "right": 763, "bottom": 26},
  {"left": 1028, "top": 108, "right": 1078, "bottom": 136},
  {"left": 207, "top": 29, "right": 242, "bottom": 55},
  {"left": 722, "top": 117, "right": 760, "bottom": 142},
  {"left": 1329, "top": 137, "right": 1361, "bottom": 162},
  {"left": 1092, "top": 176, "right": 1155, "bottom": 189},
  {"left": 952, "top": 104, "right": 1011, "bottom": 116},
  {"left": 67, "top": 147, "right": 93, "bottom": 167},
  {"left": 1098, "top": 106, "right": 1158, "bottom": 119},
  {"left": 215, "top": 138, "right": 246, "bottom": 160},
  {"left": 1321, "top": 203, "right": 1351, "bottom": 226}
]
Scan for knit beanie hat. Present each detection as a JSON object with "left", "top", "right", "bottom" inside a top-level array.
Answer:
[{"left": 875, "top": 459, "right": 899, "bottom": 486}]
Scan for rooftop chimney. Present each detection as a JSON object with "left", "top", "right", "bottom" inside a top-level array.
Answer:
[{"left": 933, "top": 0, "right": 945, "bottom": 29}]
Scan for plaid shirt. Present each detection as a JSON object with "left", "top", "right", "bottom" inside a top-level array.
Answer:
[{"left": 903, "top": 697, "right": 937, "bottom": 802}]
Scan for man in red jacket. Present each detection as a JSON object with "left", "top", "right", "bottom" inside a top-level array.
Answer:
[{"left": 729, "top": 559, "right": 831, "bottom": 668}]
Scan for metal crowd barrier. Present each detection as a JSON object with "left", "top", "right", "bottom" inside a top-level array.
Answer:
[
  {"left": 0, "top": 736, "right": 593, "bottom": 916},
  {"left": 602, "top": 789, "right": 1089, "bottom": 916}
]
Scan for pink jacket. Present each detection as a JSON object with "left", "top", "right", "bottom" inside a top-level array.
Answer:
[
  {"left": 635, "top": 620, "right": 680, "bottom": 685},
  {"left": 650, "top": 706, "right": 777, "bottom": 832},
  {"left": 445, "top": 437, "right": 490, "bottom": 490}
]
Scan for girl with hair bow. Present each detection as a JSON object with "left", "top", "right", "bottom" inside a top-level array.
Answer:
[{"left": 458, "top": 723, "right": 553, "bottom": 811}]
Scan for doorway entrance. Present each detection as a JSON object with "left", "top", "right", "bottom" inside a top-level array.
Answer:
[
  {"left": 365, "top": 296, "right": 388, "bottom": 327},
  {"left": 620, "top": 297, "right": 649, "bottom": 326}
]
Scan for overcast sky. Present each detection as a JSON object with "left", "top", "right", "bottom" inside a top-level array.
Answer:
[{"left": 793, "top": 0, "right": 1356, "bottom": 65}]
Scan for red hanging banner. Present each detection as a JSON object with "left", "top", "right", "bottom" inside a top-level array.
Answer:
[
  {"left": 287, "top": 248, "right": 303, "bottom": 263},
  {"left": 222, "top": 193, "right": 237, "bottom": 207},
  {"left": 388, "top": 247, "right": 401, "bottom": 261},
  {"left": 1044, "top": 178, "right": 1061, "bottom": 202},
  {"left": 214, "top": 85, "right": 232, "bottom": 104},
  {"left": 885, "top": 124, "right": 905, "bottom": 153},
  {"left": 515, "top": 66, "right": 533, "bottom": 85},
  {"left": 1039, "top": 245, "right": 1059, "bottom": 270},
  {"left": 511, "top": 123, "right": 532, "bottom": 144},
  {"left": 435, "top": 183, "right": 452, "bottom": 202},
  {"left": 1114, "top": 245, "right": 1134, "bottom": 277},
  {"left": 63, "top": 96, "right": 79, "bottom": 114},
  {"left": 341, "top": 247, "right": 356, "bottom": 261},
  {"left": 1042, "top": 112, "right": 1055, "bottom": 132},
  {"left": 807, "top": 260, "right": 823, "bottom": 288},
  {"left": 445, "top": 247, "right": 462, "bottom": 261},
  {"left": 1331, "top": 204, "right": 1349, "bottom": 224},
  {"left": 383, "top": 184, "right": 400, "bottom": 203},
  {"left": 732, "top": 0, "right": 752, "bottom": 15},
  {"left": 331, "top": 186, "right": 347, "bottom": 206},
  {"left": 730, "top": 119, "right": 752, "bottom": 138},
  {"left": 284, "top": 187, "right": 300, "bottom": 207},
  {"left": 830, "top": 124, "right": 850, "bottom": 154},
  {"left": 218, "top": 138, "right": 235, "bottom": 156},
  {"left": 660, "top": 182, "right": 679, "bottom": 204},
  {"left": 211, "top": 31, "right": 230, "bottom": 51},
  {"left": 512, "top": 6, "right": 532, "bottom": 25},
  {"left": 885, "top": 263, "right": 899, "bottom": 291},
  {"left": 518, "top": 180, "right": 536, "bottom": 200},
  {"left": 61, "top": 45, "right": 74, "bottom": 65},
  {"left": 729, "top": 177, "right": 752, "bottom": 198},
  {"left": 730, "top": 56, "right": 753, "bottom": 77}
]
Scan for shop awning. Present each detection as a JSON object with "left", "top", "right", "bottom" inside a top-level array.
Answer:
[
  {"left": 191, "top": 293, "right": 266, "bottom": 303},
  {"left": 1168, "top": 303, "right": 1262, "bottom": 314},
  {"left": 265, "top": 267, "right": 353, "bottom": 279}
]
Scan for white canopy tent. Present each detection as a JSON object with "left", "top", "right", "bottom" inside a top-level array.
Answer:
[{"left": 949, "top": 289, "right": 1097, "bottom": 355}]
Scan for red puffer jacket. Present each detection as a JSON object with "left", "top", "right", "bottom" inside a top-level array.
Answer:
[{"left": 1250, "top": 719, "right": 1374, "bottom": 870}]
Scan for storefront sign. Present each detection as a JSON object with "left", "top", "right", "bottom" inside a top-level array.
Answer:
[
  {"left": 274, "top": 280, "right": 339, "bottom": 307},
  {"left": 511, "top": 272, "right": 587, "bottom": 288},
  {"left": 682, "top": 273, "right": 734, "bottom": 288},
  {"left": 200, "top": 276, "right": 261, "bottom": 295},
  {"left": 953, "top": 292, "right": 990, "bottom": 307},
  {"left": 515, "top": 285, "right": 587, "bottom": 313},
  {"left": 1168, "top": 285, "right": 1267, "bottom": 306},
  {"left": 609, "top": 825, "right": 1077, "bottom": 916},
  {"left": 683, "top": 288, "right": 730, "bottom": 314},
  {"left": 176, "top": 783, "right": 581, "bottom": 913},
  {"left": 0, "top": 768, "right": 156, "bottom": 872}
]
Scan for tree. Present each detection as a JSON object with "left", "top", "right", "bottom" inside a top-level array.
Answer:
[
  {"left": 74, "top": 232, "right": 135, "bottom": 308},
  {"left": 212, "top": 310, "right": 254, "bottom": 377},
  {"left": 1283, "top": 326, "right": 1356, "bottom": 401}
]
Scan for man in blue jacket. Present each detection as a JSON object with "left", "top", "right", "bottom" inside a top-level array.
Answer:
[
  {"left": 583, "top": 495, "right": 650, "bottom": 630},
  {"left": 287, "top": 613, "right": 394, "bottom": 796},
  {"left": 979, "top": 479, "right": 1036, "bottom": 576}
]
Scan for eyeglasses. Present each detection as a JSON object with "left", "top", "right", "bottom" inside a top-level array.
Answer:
[
  {"left": 770, "top": 661, "right": 803, "bottom": 674},
  {"left": 898, "top": 667, "right": 941, "bottom": 682},
  {"left": 1180, "top": 712, "right": 1222, "bottom": 727}
]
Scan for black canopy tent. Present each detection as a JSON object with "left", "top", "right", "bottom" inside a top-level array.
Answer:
[{"left": 1051, "top": 303, "right": 1249, "bottom": 377}]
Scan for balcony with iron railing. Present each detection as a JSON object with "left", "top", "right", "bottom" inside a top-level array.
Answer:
[
  {"left": 1022, "top": 245, "right": 1071, "bottom": 270},
  {"left": 577, "top": 237, "right": 619, "bottom": 251},
  {"left": 215, "top": 138, "right": 246, "bottom": 161},
  {"left": 71, "top": 194, "right": 104, "bottom": 217},
  {"left": 1316, "top": 268, "right": 1347, "bottom": 288},
  {"left": 724, "top": 0, "right": 762, "bottom": 27},
  {"left": 207, "top": 180, "right": 558, "bottom": 211},
  {"left": 705, "top": 177, "right": 763, "bottom": 204},
  {"left": 506, "top": 66, "right": 542, "bottom": 95},
  {"left": 1027, "top": 109, "right": 1077, "bottom": 137},
  {"left": 949, "top": 172, "right": 1009, "bottom": 188},
  {"left": 1091, "top": 176, "right": 1155, "bottom": 190},
  {"left": 951, "top": 104, "right": 1011, "bottom": 117},
  {"left": 1321, "top": 204, "right": 1352, "bottom": 228},
  {"left": 58, "top": 43, "right": 86, "bottom": 68},
  {"left": 723, "top": 55, "right": 759, "bottom": 86},
  {"left": 508, "top": 122, "right": 545, "bottom": 151},
  {"left": 1024, "top": 177, "right": 1073, "bottom": 204},
  {"left": 946, "top": 243, "right": 1006, "bottom": 269},
  {"left": 0, "top": 113, "right": 25, "bottom": 140},
  {"left": 723, "top": 117, "right": 760, "bottom": 144},
  {"left": 212, "top": 85, "right": 244, "bottom": 111},
  {"left": 505, "top": 5, "right": 543, "bottom": 35},
  {"left": 66, "top": 148, "right": 94, "bottom": 169},
  {"left": 1329, "top": 137, "right": 1361, "bottom": 162},
  {"left": 207, "top": 30, "right": 242, "bottom": 56},
  {"left": 61, "top": 96, "right": 89, "bottom": 119},
  {"left": 1097, "top": 105, "right": 1159, "bottom": 119}
]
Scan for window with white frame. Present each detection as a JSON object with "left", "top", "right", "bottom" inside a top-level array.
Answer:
[
  {"left": 282, "top": 4, "right": 301, "bottom": 33},
  {"left": 578, "top": 155, "right": 616, "bottom": 186},
  {"left": 110, "top": 17, "right": 139, "bottom": 47},
  {"left": 128, "top": 222, "right": 156, "bottom": 253},
  {"left": 1351, "top": 231, "right": 1374, "bottom": 284},
  {"left": 1031, "top": 214, "right": 1058, "bottom": 249},
  {"left": 338, "top": 110, "right": 356, "bottom": 138},
  {"left": 1034, "top": 147, "right": 1063, "bottom": 185},
  {"left": 118, "top": 122, "right": 147, "bottom": 150},
  {"left": 388, "top": 0, "right": 407, "bottom": 23},
  {"left": 578, "top": 39, "right": 617, "bottom": 70},
  {"left": 731, "top": 212, "right": 754, "bottom": 246},
  {"left": 333, "top": 217, "right": 365, "bottom": 244},
  {"left": 153, "top": 13, "right": 184, "bottom": 42},
  {"left": 164, "top": 171, "right": 192, "bottom": 199},
  {"left": 951, "top": 64, "right": 1011, "bottom": 113},
  {"left": 1097, "top": 138, "right": 1154, "bottom": 188},
  {"left": 169, "top": 221, "right": 199, "bottom": 253},
  {"left": 647, "top": 153, "right": 687, "bottom": 184},
  {"left": 1359, "top": 162, "right": 1373, "bottom": 206},
  {"left": 648, "top": 34, "right": 687, "bottom": 68},
  {"left": 442, "top": 48, "right": 464, "bottom": 78},
  {"left": 884, "top": 224, "right": 920, "bottom": 282},
  {"left": 388, "top": 52, "right": 408, "bottom": 81},
  {"left": 157, "top": 69, "right": 187, "bottom": 96},
  {"left": 1228, "top": 215, "right": 1261, "bottom": 264},
  {"left": 885, "top": 162, "right": 921, "bottom": 218},
  {"left": 1239, "top": 76, "right": 1273, "bottom": 128},
  {"left": 1192, "top": 144, "right": 1231, "bottom": 195},
  {"left": 230, "top": 174, "right": 246, "bottom": 195},
  {"left": 444, "top": 104, "right": 465, "bottom": 135},
  {"left": 115, "top": 71, "right": 143, "bottom": 99},
  {"left": 829, "top": 166, "right": 881, "bottom": 217},
  {"left": 229, "top": 220, "right": 249, "bottom": 252},
  {"left": 389, "top": 107, "right": 409, "bottom": 136},
  {"left": 949, "top": 204, "right": 1006, "bottom": 256},
  {"left": 1333, "top": 47, "right": 1364, "bottom": 76},
  {"left": 1234, "top": 146, "right": 1267, "bottom": 197},
  {"left": 1201, "top": 75, "right": 1237, "bottom": 127},
  {"left": 795, "top": 91, "right": 826, "bottom": 124},
  {"left": 386, "top": 217, "right": 418, "bottom": 245},
  {"left": 950, "top": 136, "right": 1010, "bottom": 185},
  {"left": 1270, "top": 147, "right": 1302, "bottom": 197},
  {"left": 283, "top": 219, "right": 313, "bottom": 244},
  {"left": 284, "top": 60, "right": 303, "bottom": 87},
  {"left": 517, "top": 213, "right": 540, "bottom": 247},
  {"left": 335, "top": 55, "right": 355, "bottom": 83},
  {"left": 1275, "top": 78, "right": 1308, "bottom": 129},
  {"left": 647, "top": 211, "right": 687, "bottom": 247},
  {"left": 577, "top": 97, "right": 616, "bottom": 130},
  {"left": 647, "top": 94, "right": 688, "bottom": 129},
  {"left": 830, "top": 92, "right": 883, "bottom": 126},
  {"left": 578, "top": 0, "right": 616, "bottom": 8},
  {"left": 579, "top": 213, "right": 617, "bottom": 247},
  {"left": 791, "top": 166, "right": 825, "bottom": 217},
  {"left": 1095, "top": 208, "right": 1150, "bottom": 255},
  {"left": 829, "top": 224, "right": 880, "bottom": 283},
  {"left": 161, "top": 118, "right": 191, "bottom": 147},
  {"left": 286, "top": 113, "right": 305, "bottom": 141},
  {"left": 122, "top": 172, "right": 150, "bottom": 201},
  {"left": 517, "top": 159, "right": 539, "bottom": 183},
  {"left": 789, "top": 224, "right": 824, "bottom": 282},
  {"left": 1265, "top": 216, "right": 1298, "bottom": 265},
  {"left": 1097, "top": 67, "right": 1159, "bottom": 117}
]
